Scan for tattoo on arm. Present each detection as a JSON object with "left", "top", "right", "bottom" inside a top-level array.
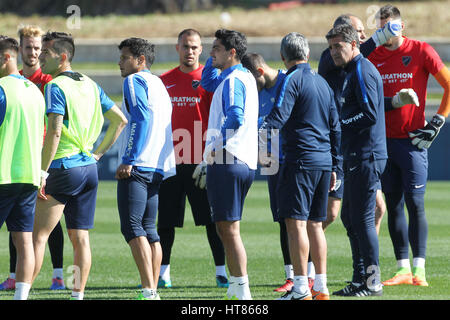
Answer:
[{"left": 50, "top": 114, "right": 63, "bottom": 133}]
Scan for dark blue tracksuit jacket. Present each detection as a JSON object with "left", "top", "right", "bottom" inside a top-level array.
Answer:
[
  {"left": 260, "top": 63, "right": 340, "bottom": 171},
  {"left": 339, "top": 54, "right": 387, "bottom": 161},
  {"left": 319, "top": 39, "right": 395, "bottom": 112},
  {"left": 318, "top": 38, "right": 376, "bottom": 114}
]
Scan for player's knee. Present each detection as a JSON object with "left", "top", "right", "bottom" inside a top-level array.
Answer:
[
  {"left": 404, "top": 192, "right": 426, "bottom": 217},
  {"left": 215, "top": 221, "right": 240, "bottom": 242},
  {"left": 145, "top": 227, "right": 160, "bottom": 243},
  {"left": 307, "top": 220, "right": 325, "bottom": 233},
  {"left": 375, "top": 193, "right": 386, "bottom": 215},
  {"left": 67, "top": 229, "right": 90, "bottom": 249},
  {"left": 11, "top": 232, "right": 33, "bottom": 251},
  {"left": 326, "top": 208, "right": 339, "bottom": 224},
  {"left": 121, "top": 225, "right": 145, "bottom": 244}
]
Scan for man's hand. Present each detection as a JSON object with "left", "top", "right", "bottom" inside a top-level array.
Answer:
[
  {"left": 192, "top": 161, "right": 207, "bottom": 189},
  {"left": 258, "top": 151, "right": 272, "bottom": 167},
  {"left": 408, "top": 114, "right": 445, "bottom": 149},
  {"left": 392, "top": 88, "right": 420, "bottom": 108},
  {"left": 115, "top": 164, "right": 132, "bottom": 180},
  {"left": 38, "top": 177, "right": 48, "bottom": 200},
  {"left": 329, "top": 171, "right": 337, "bottom": 192},
  {"left": 92, "top": 153, "right": 101, "bottom": 161},
  {"left": 372, "top": 19, "right": 402, "bottom": 47}
]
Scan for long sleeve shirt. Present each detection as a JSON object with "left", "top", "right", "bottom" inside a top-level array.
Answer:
[
  {"left": 339, "top": 54, "right": 387, "bottom": 161},
  {"left": 260, "top": 63, "right": 341, "bottom": 171}
]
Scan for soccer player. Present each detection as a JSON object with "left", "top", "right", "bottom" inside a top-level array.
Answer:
[
  {"left": 31, "top": 32, "right": 127, "bottom": 300},
  {"left": 116, "top": 37, "right": 176, "bottom": 300},
  {"left": 368, "top": 4, "right": 450, "bottom": 287},
  {"left": 157, "top": 29, "right": 228, "bottom": 289},
  {"left": 0, "top": 25, "right": 66, "bottom": 292},
  {"left": 327, "top": 24, "right": 387, "bottom": 297},
  {"left": 0, "top": 36, "right": 45, "bottom": 300},
  {"left": 260, "top": 32, "right": 340, "bottom": 300},
  {"left": 198, "top": 29, "right": 258, "bottom": 300},
  {"left": 241, "top": 53, "right": 295, "bottom": 292}
]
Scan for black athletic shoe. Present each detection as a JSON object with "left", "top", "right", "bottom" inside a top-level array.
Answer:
[
  {"left": 347, "top": 284, "right": 383, "bottom": 297},
  {"left": 332, "top": 281, "right": 363, "bottom": 296}
]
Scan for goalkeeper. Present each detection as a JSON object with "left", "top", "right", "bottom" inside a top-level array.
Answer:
[{"left": 368, "top": 4, "right": 450, "bottom": 287}]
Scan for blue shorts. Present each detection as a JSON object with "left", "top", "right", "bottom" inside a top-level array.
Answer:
[
  {"left": 267, "top": 170, "right": 282, "bottom": 222},
  {"left": 342, "top": 157, "right": 386, "bottom": 222},
  {"left": 381, "top": 138, "right": 427, "bottom": 193},
  {"left": 158, "top": 164, "right": 212, "bottom": 228},
  {"left": 0, "top": 184, "right": 37, "bottom": 232},
  {"left": 206, "top": 159, "right": 255, "bottom": 223},
  {"left": 329, "top": 159, "right": 344, "bottom": 199},
  {"left": 46, "top": 163, "right": 98, "bottom": 230},
  {"left": 117, "top": 168, "right": 163, "bottom": 243},
  {"left": 278, "top": 162, "right": 331, "bottom": 222}
]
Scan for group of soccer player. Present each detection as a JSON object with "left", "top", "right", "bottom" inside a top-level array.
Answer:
[{"left": 0, "top": 3, "right": 449, "bottom": 300}]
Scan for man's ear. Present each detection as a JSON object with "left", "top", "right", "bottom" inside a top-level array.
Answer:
[
  {"left": 229, "top": 47, "right": 236, "bottom": 59},
  {"left": 257, "top": 67, "right": 265, "bottom": 77},
  {"left": 2, "top": 52, "right": 11, "bottom": 63},
  {"left": 138, "top": 54, "right": 146, "bottom": 66},
  {"left": 60, "top": 52, "right": 68, "bottom": 65}
]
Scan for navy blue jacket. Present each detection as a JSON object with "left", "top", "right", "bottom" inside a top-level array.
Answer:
[
  {"left": 339, "top": 54, "right": 387, "bottom": 161},
  {"left": 318, "top": 38, "right": 376, "bottom": 114},
  {"left": 319, "top": 39, "right": 395, "bottom": 112},
  {"left": 260, "top": 63, "right": 341, "bottom": 171}
]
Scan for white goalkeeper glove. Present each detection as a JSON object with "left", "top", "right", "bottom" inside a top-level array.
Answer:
[
  {"left": 408, "top": 114, "right": 445, "bottom": 149},
  {"left": 392, "top": 88, "right": 420, "bottom": 108},
  {"left": 372, "top": 19, "right": 402, "bottom": 47},
  {"left": 192, "top": 161, "right": 207, "bottom": 189}
]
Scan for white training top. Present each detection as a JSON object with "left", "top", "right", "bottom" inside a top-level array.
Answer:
[
  {"left": 204, "top": 67, "right": 258, "bottom": 170},
  {"left": 118, "top": 70, "right": 176, "bottom": 179}
]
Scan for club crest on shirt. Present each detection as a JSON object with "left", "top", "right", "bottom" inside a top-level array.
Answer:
[
  {"left": 192, "top": 80, "right": 201, "bottom": 89},
  {"left": 402, "top": 56, "right": 412, "bottom": 67}
]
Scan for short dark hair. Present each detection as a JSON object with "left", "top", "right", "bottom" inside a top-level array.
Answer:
[
  {"left": 0, "top": 36, "right": 19, "bottom": 55},
  {"left": 214, "top": 29, "right": 247, "bottom": 61},
  {"left": 42, "top": 31, "right": 75, "bottom": 62},
  {"left": 118, "top": 37, "right": 156, "bottom": 68},
  {"left": 333, "top": 14, "right": 352, "bottom": 28},
  {"left": 241, "top": 52, "right": 266, "bottom": 76},
  {"left": 326, "top": 24, "right": 360, "bottom": 49},
  {"left": 177, "top": 29, "right": 201, "bottom": 42},
  {"left": 377, "top": 4, "right": 401, "bottom": 21}
]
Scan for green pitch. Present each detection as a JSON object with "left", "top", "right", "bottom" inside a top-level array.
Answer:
[{"left": 0, "top": 180, "right": 449, "bottom": 300}]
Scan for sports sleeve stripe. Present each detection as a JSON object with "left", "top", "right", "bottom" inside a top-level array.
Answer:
[
  {"left": 45, "top": 82, "right": 53, "bottom": 112},
  {"left": 0, "top": 86, "right": 5, "bottom": 127},
  {"left": 356, "top": 60, "right": 369, "bottom": 104},
  {"left": 275, "top": 69, "right": 296, "bottom": 108},
  {"left": 127, "top": 74, "right": 138, "bottom": 107},
  {"left": 45, "top": 83, "right": 66, "bottom": 115},
  {"left": 228, "top": 76, "right": 235, "bottom": 106}
]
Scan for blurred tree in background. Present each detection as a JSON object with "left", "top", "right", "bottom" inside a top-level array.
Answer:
[{"left": 0, "top": 0, "right": 419, "bottom": 15}]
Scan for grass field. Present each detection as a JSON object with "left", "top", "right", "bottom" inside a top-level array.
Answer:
[{"left": 0, "top": 180, "right": 449, "bottom": 301}]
